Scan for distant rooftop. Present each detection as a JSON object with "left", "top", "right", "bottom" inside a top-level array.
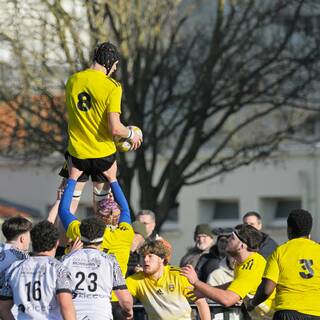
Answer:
[{"left": 0, "top": 198, "right": 41, "bottom": 218}]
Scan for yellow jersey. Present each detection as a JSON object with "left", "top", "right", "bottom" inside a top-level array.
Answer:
[
  {"left": 66, "top": 69, "right": 122, "bottom": 159},
  {"left": 126, "top": 265, "right": 196, "bottom": 320},
  {"left": 66, "top": 220, "right": 133, "bottom": 277},
  {"left": 264, "top": 238, "right": 320, "bottom": 316},
  {"left": 228, "top": 252, "right": 274, "bottom": 316}
]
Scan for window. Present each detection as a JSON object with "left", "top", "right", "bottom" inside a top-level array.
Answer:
[
  {"left": 162, "top": 202, "right": 179, "bottom": 231},
  {"left": 198, "top": 199, "right": 240, "bottom": 228},
  {"left": 167, "top": 202, "right": 179, "bottom": 222},
  {"left": 275, "top": 199, "right": 301, "bottom": 219},
  {"left": 260, "top": 197, "right": 302, "bottom": 227},
  {"left": 213, "top": 200, "right": 239, "bottom": 220}
]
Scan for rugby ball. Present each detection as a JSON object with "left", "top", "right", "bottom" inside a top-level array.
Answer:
[{"left": 114, "top": 126, "right": 143, "bottom": 152}]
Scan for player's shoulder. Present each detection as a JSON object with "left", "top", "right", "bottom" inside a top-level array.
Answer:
[
  {"left": 60, "top": 249, "right": 79, "bottom": 262},
  {"left": 105, "top": 75, "right": 121, "bottom": 88},
  {"left": 4, "top": 256, "right": 29, "bottom": 277},
  {"left": 279, "top": 238, "right": 320, "bottom": 254},
  {"left": 116, "top": 222, "right": 133, "bottom": 232},
  {"left": 127, "top": 271, "right": 145, "bottom": 281},
  {"left": 239, "top": 252, "right": 265, "bottom": 271},
  {"left": 167, "top": 265, "right": 182, "bottom": 274},
  {"left": 47, "top": 256, "right": 69, "bottom": 272},
  {"left": 9, "top": 248, "right": 29, "bottom": 261},
  {"left": 99, "top": 250, "right": 118, "bottom": 262},
  {"left": 0, "top": 245, "right": 28, "bottom": 265}
]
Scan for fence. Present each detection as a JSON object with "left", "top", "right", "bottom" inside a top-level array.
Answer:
[{"left": 133, "top": 302, "right": 245, "bottom": 320}]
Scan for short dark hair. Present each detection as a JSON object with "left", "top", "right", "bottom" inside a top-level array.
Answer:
[
  {"left": 31, "top": 221, "right": 59, "bottom": 253},
  {"left": 2, "top": 217, "right": 32, "bottom": 241},
  {"left": 243, "top": 211, "right": 262, "bottom": 221},
  {"left": 141, "top": 240, "right": 171, "bottom": 265},
  {"left": 136, "top": 210, "right": 156, "bottom": 221},
  {"left": 80, "top": 217, "right": 105, "bottom": 244},
  {"left": 287, "top": 209, "right": 312, "bottom": 238},
  {"left": 93, "top": 42, "right": 120, "bottom": 74},
  {"left": 234, "top": 224, "right": 263, "bottom": 252}
]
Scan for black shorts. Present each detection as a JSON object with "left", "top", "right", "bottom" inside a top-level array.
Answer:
[
  {"left": 59, "top": 152, "right": 116, "bottom": 182},
  {"left": 274, "top": 310, "right": 320, "bottom": 320}
]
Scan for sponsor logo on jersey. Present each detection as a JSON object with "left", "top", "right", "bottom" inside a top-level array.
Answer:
[{"left": 156, "top": 289, "right": 164, "bottom": 296}]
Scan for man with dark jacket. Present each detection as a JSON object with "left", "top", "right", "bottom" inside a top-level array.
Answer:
[
  {"left": 197, "top": 229, "right": 232, "bottom": 282},
  {"left": 243, "top": 211, "right": 277, "bottom": 259},
  {"left": 180, "top": 224, "right": 216, "bottom": 275}
]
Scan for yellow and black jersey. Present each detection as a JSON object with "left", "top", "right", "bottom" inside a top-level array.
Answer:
[
  {"left": 264, "top": 238, "right": 320, "bottom": 316},
  {"left": 228, "top": 252, "right": 274, "bottom": 315},
  {"left": 126, "top": 265, "right": 196, "bottom": 320},
  {"left": 66, "top": 69, "right": 122, "bottom": 159},
  {"left": 66, "top": 220, "right": 133, "bottom": 277}
]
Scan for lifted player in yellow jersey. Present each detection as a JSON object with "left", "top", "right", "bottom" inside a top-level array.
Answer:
[
  {"left": 181, "top": 224, "right": 275, "bottom": 319},
  {"left": 248, "top": 209, "right": 320, "bottom": 320},
  {"left": 66, "top": 41, "right": 141, "bottom": 161},
  {"left": 126, "top": 240, "right": 210, "bottom": 320}
]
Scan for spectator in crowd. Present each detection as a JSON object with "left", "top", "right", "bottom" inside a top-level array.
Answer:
[
  {"left": 0, "top": 221, "right": 76, "bottom": 320},
  {"left": 243, "top": 211, "right": 277, "bottom": 259},
  {"left": 0, "top": 217, "right": 32, "bottom": 277},
  {"left": 0, "top": 217, "right": 32, "bottom": 318},
  {"left": 61, "top": 217, "right": 133, "bottom": 320},
  {"left": 181, "top": 224, "right": 275, "bottom": 320},
  {"left": 136, "top": 210, "right": 157, "bottom": 240},
  {"left": 136, "top": 209, "right": 173, "bottom": 260},
  {"left": 58, "top": 161, "right": 134, "bottom": 278},
  {"left": 180, "top": 224, "right": 216, "bottom": 273},
  {"left": 126, "top": 221, "right": 148, "bottom": 277},
  {"left": 247, "top": 209, "right": 320, "bottom": 320},
  {"left": 126, "top": 240, "right": 211, "bottom": 320},
  {"left": 197, "top": 229, "right": 231, "bottom": 282},
  {"left": 207, "top": 254, "right": 235, "bottom": 287}
]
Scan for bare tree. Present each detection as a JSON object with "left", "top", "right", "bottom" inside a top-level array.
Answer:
[{"left": 0, "top": 0, "right": 319, "bottom": 229}]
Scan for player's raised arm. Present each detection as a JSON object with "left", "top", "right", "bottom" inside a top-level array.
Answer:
[
  {"left": 58, "top": 170, "right": 82, "bottom": 230},
  {"left": 104, "top": 161, "right": 131, "bottom": 224}
]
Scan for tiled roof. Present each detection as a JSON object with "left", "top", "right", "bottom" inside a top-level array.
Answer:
[
  {"left": 0, "top": 205, "right": 30, "bottom": 218},
  {"left": 0, "top": 94, "right": 65, "bottom": 151},
  {"left": 0, "top": 199, "right": 41, "bottom": 218}
]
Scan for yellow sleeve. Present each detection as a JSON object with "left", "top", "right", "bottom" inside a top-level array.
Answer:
[
  {"left": 228, "top": 266, "right": 261, "bottom": 299},
  {"left": 263, "top": 249, "right": 280, "bottom": 284},
  {"left": 180, "top": 273, "right": 197, "bottom": 302},
  {"left": 108, "top": 85, "right": 122, "bottom": 113},
  {"left": 104, "top": 223, "right": 134, "bottom": 277},
  {"left": 66, "top": 220, "right": 81, "bottom": 241},
  {"left": 126, "top": 275, "right": 138, "bottom": 298}
]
